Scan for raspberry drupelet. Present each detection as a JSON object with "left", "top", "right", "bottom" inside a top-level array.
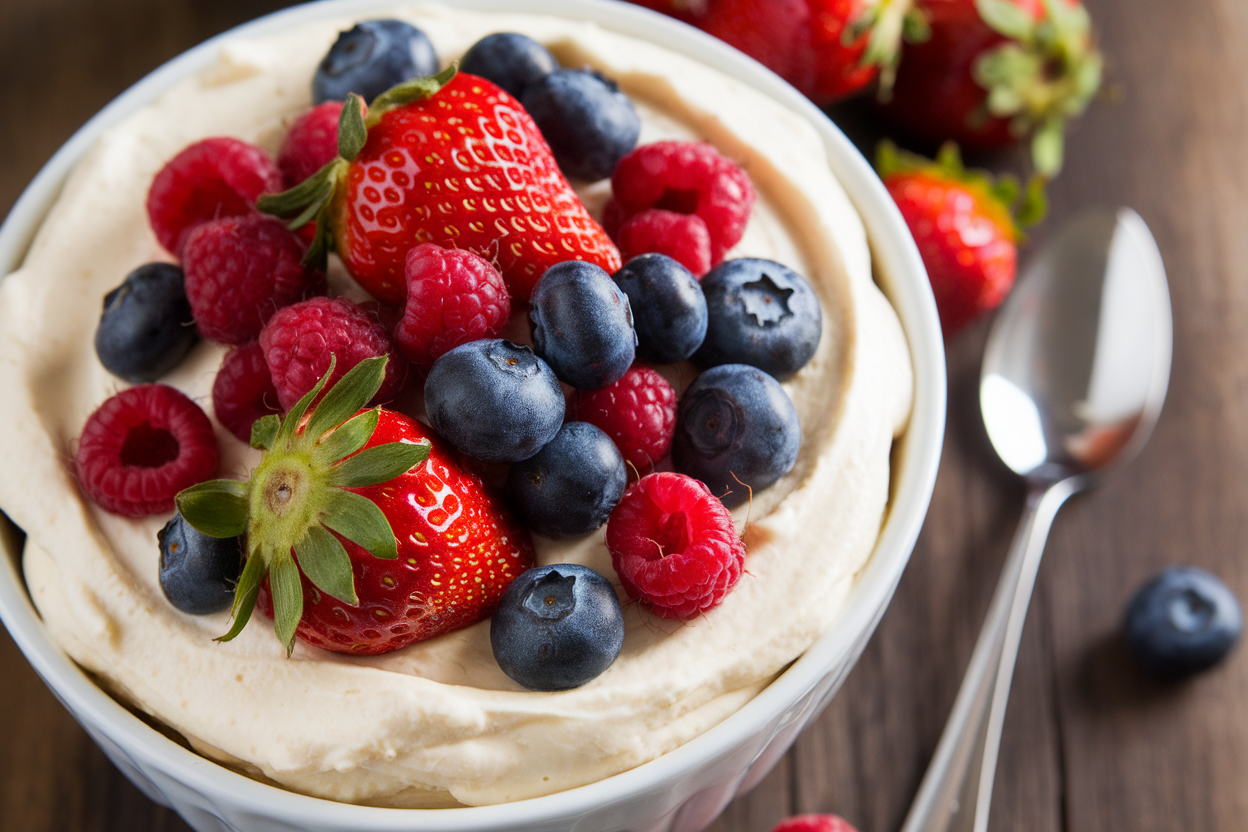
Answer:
[{"left": 569, "top": 366, "right": 677, "bottom": 477}]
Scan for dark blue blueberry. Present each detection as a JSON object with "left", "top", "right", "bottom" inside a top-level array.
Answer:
[
  {"left": 613, "top": 253, "right": 707, "bottom": 364},
  {"left": 693, "top": 258, "right": 822, "bottom": 380},
  {"left": 94, "top": 262, "right": 198, "bottom": 384},
  {"left": 530, "top": 261, "right": 636, "bottom": 390},
  {"left": 424, "top": 339, "right": 564, "bottom": 462},
  {"left": 672, "top": 364, "right": 800, "bottom": 508},
  {"left": 1125, "top": 566, "right": 1242, "bottom": 679},
  {"left": 506, "top": 422, "right": 627, "bottom": 538},
  {"left": 490, "top": 564, "right": 624, "bottom": 691},
  {"left": 460, "top": 32, "right": 558, "bottom": 101},
  {"left": 312, "top": 20, "right": 438, "bottom": 104},
  {"left": 521, "top": 68, "right": 641, "bottom": 182},
  {"left": 157, "top": 512, "right": 243, "bottom": 615}
]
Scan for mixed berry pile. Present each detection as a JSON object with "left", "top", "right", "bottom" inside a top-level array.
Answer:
[{"left": 74, "top": 22, "right": 825, "bottom": 691}]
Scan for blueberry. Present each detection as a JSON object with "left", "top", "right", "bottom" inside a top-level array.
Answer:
[
  {"left": 507, "top": 422, "right": 627, "bottom": 538},
  {"left": 490, "top": 564, "right": 624, "bottom": 690},
  {"left": 460, "top": 32, "right": 558, "bottom": 101},
  {"left": 693, "top": 258, "right": 823, "bottom": 380},
  {"left": 521, "top": 68, "right": 641, "bottom": 181},
  {"left": 530, "top": 261, "right": 636, "bottom": 390},
  {"left": 1124, "top": 566, "right": 1242, "bottom": 679},
  {"left": 613, "top": 253, "right": 708, "bottom": 364},
  {"left": 157, "top": 512, "right": 243, "bottom": 615},
  {"left": 424, "top": 339, "right": 564, "bottom": 462},
  {"left": 94, "top": 262, "right": 198, "bottom": 384},
  {"left": 672, "top": 364, "right": 801, "bottom": 508},
  {"left": 312, "top": 20, "right": 439, "bottom": 105}
]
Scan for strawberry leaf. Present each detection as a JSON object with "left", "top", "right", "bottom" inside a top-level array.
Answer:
[
  {"left": 321, "top": 488, "right": 400, "bottom": 560},
  {"left": 1032, "top": 117, "right": 1065, "bottom": 178},
  {"left": 217, "top": 550, "right": 266, "bottom": 643},
  {"left": 366, "top": 64, "right": 458, "bottom": 128},
  {"left": 257, "top": 159, "right": 338, "bottom": 218},
  {"left": 251, "top": 415, "right": 280, "bottom": 451},
  {"left": 976, "top": 0, "right": 1035, "bottom": 41},
  {"left": 305, "top": 355, "right": 387, "bottom": 440},
  {"left": 176, "top": 479, "right": 249, "bottom": 538},
  {"left": 329, "top": 441, "right": 429, "bottom": 488},
  {"left": 294, "top": 524, "right": 358, "bottom": 605},
  {"left": 313, "top": 408, "right": 380, "bottom": 467},
  {"left": 338, "top": 93, "right": 369, "bottom": 162},
  {"left": 277, "top": 355, "right": 337, "bottom": 447},
  {"left": 270, "top": 552, "right": 304, "bottom": 656}
]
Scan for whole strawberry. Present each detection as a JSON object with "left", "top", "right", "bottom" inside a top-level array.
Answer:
[
  {"left": 176, "top": 356, "right": 535, "bottom": 656},
  {"left": 260, "top": 68, "right": 620, "bottom": 304},
  {"left": 880, "top": 0, "right": 1102, "bottom": 175},
  {"left": 877, "top": 141, "right": 1041, "bottom": 335}
]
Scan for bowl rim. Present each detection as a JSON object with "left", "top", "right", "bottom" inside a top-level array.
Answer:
[{"left": 0, "top": 0, "right": 946, "bottom": 826}]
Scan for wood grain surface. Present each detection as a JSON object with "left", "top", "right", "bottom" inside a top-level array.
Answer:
[{"left": 2, "top": 1, "right": 1245, "bottom": 831}]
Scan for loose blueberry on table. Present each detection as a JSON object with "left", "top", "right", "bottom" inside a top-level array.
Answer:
[{"left": 1124, "top": 566, "right": 1242, "bottom": 679}]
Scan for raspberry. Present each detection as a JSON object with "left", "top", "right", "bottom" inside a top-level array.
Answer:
[
  {"left": 146, "top": 137, "right": 283, "bottom": 256},
  {"left": 212, "top": 342, "right": 283, "bottom": 443},
  {"left": 606, "top": 472, "right": 745, "bottom": 618},
  {"left": 260, "top": 296, "right": 407, "bottom": 411},
  {"left": 395, "top": 244, "right": 512, "bottom": 374},
  {"left": 609, "top": 141, "right": 755, "bottom": 266},
  {"left": 75, "top": 384, "right": 218, "bottom": 517},
  {"left": 614, "top": 209, "right": 712, "bottom": 276},
  {"left": 278, "top": 101, "right": 343, "bottom": 187},
  {"left": 770, "top": 816, "right": 860, "bottom": 832},
  {"left": 570, "top": 366, "right": 677, "bottom": 476},
  {"left": 182, "top": 214, "right": 325, "bottom": 345}
]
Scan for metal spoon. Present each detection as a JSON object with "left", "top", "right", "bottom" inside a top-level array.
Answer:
[{"left": 900, "top": 207, "right": 1173, "bottom": 832}]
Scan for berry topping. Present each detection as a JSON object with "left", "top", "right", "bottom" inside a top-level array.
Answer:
[
  {"left": 278, "top": 101, "right": 343, "bottom": 186},
  {"left": 460, "top": 32, "right": 558, "bottom": 100},
  {"left": 606, "top": 471, "right": 745, "bottom": 619},
  {"left": 395, "top": 243, "right": 512, "bottom": 375},
  {"left": 177, "top": 357, "right": 535, "bottom": 655},
  {"left": 569, "top": 366, "right": 677, "bottom": 477},
  {"left": 259, "top": 296, "right": 405, "bottom": 412},
  {"left": 530, "top": 261, "right": 637, "bottom": 390},
  {"left": 694, "top": 257, "right": 823, "bottom": 379},
  {"left": 607, "top": 141, "right": 755, "bottom": 267},
  {"left": 212, "top": 341, "right": 283, "bottom": 444},
  {"left": 506, "top": 422, "right": 628, "bottom": 538},
  {"left": 158, "top": 511, "right": 243, "bottom": 615},
  {"left": 1125, "top": 566, "right": 1242, "bottom": 679},
  {"left": 312, "top": 19, "right": 439, "bottom": 105},
  {"left": 672, "top": 363, "right": 801, "bottom": 507},
  {"left": 614, "top": 209, "right": 713, "bottom": 277},
  {"left": 613, "top": 253, "right": 708, "bottom": 363},
  {"left": 521, "top": 68, "right": 641, "bottom": 182},
  {"left": 182, "top": 214, "right": 325, "bottom": 345},
  {"left": 424, "top": 339, "right": 565, "bottom": 463},
  {"left": 491, "top": 563, "right": 625, "bottom": 691},
  {"left": 770, "top": 814, "right": 861, "bottom": 832},
  {"left": 146, "top": 137, "right": 283, "bottom": 256},
  {"left": 94, "top": 262, "right": 198, "bottom": 384},
  {"left": 76, "top": 384, "right": 218, "bottom": 517}
]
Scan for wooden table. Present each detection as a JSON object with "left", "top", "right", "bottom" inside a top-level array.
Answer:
[{"left": 2, "top": 1, "right": 1244, "bottom": 830}]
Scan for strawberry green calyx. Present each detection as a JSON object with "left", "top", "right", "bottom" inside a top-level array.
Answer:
[
  {"left": 972, "top": 0, "right": 1103, "bottom": 176},
  {"left": 175, "top": 355, "right": 430, "bottom": 656},
  {"left": 257, "top": 64, "right": 458, "bottom": 270},
  {"left": 850, "top": 0, "right": 927, "bottom": 97}
]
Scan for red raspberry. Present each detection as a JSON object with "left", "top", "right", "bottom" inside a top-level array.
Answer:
[
  {"left": 606, "top": 471, "right": 745, "bottom": 618},
  {"left": 75, "top": 384, "right": 218, "bottom": 517},
  {"left": 182, "top": 214, "right": 325, "bottom": 345},
  {"left": 395, "top": 243, "right": 512, "bottom": 374},
  {"left": 570, "top": 366, "right": 677, "bottom": 476},
  {"left": 770, "top": 816, "right": 860, "bottom": 832},
  {"left": 278, "top": 101, "right": 343, "bottom": 187},
  {"left": 212, "top": 342, "right": 283, "bottom": 443},
  {"left": 146, "top": 137, "right": 283, "bottom": 256},
  {"left": 608, "top": 141, "right": 755, "bottom": 266},
  {"left": 260, "top": 296, "right": 407, "bottom": 411},
  {"left": 614, "top": 209, "right": 713, "bottom": 277}
]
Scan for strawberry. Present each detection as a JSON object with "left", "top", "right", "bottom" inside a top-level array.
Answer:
[
  {"left": 880, "top": 0, "right": 1102, "bottom": 176},
  {"left": 175, "top": 355, "right": 535, "bottom": 656},
  {"left": 877, "top": 140, "right": 1043, "bottom": 335},
  {"left": 259, "top": 67, "right": 620, "bottom": 305}
]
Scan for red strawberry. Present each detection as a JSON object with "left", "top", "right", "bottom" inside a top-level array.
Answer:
[
  {"left": 260, "top": 68, "right": 620, "bottom": 305},
  {"left": 877, "top": 141, "right": 1041, "bottom": 335},
  {"left": 770, "top": 815, "right": 860, "bottom": 832},
  {"left": 880, "top": 0, "right": 1102, "bottom": 175},
  {"left": 176, "top": 356, "right": 535, "bottom": 656}
]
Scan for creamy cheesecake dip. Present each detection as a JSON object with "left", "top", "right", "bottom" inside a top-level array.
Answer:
[{"left": 0, "top": 3, "right": 913, "bottom": 810}]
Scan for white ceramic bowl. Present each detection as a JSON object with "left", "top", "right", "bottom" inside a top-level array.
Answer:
[{"left": 0, "top": 2, "right": 945, "bottom": 830}]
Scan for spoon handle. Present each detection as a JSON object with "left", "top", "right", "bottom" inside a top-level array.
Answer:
[{"left": 899, "top": 478, "right": 1077, "bottom": 832}]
